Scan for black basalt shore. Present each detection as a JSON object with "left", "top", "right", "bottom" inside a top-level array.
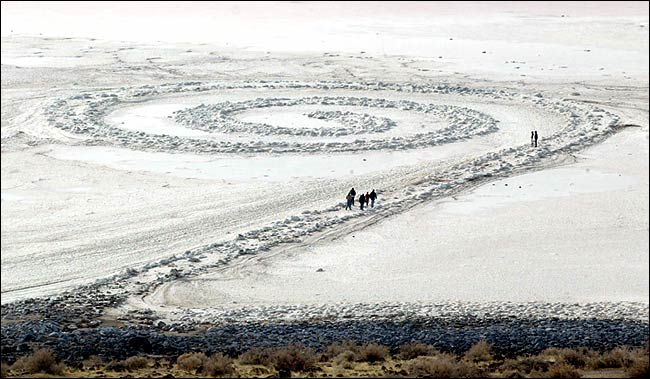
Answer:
[{"left": 2, "top": 307, "right": 648, "bottom": 364}]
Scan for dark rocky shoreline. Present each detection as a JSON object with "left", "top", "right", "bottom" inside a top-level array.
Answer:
[{"left": 2, "top": 309, "right": 648, "bottom": 365}]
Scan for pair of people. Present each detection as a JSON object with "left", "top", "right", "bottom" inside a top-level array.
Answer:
[
  {"left": 530, "top": 130, "right": 539, "bottom": 147},
  {"left": 346, "top": 188, "right": 377, "bottom": 210}
]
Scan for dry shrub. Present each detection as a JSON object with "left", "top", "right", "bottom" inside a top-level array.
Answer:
[
  {"left": 500, "top": 369, "right": 526, "bottom": 378},
  {"left": 398, "top": 342, "right": 436, "bottom": 360},
  {"left": 541, "top": 362, "right": 581, "bottom": 378},
  {"left": 239, "top": 346, "right": 276, "bottom": 367},
  {"left": 626, "top": 350, "right": 649, "bottom": 378},
  {"left": 204, "top": 353, "right": 235, "bottom": 376},
  {"left": 10, "top": 349, "right": 66, "bottom": 375},
  {"left": 248, "top": 366, "right": 272, "bottom": 376},
  {"left": 501, "top": 356, "right": 551, "bottom": 374},
  {"left": 272, "top": 344, "right": 318, "bottom": 372},
  {"left": 321, "top": 340, "right": 358, "bottom": 361},
  {"left": 406, "top": 354, "right": 480, "bottom": 378},
  {"left": 541, "top": 347, "right": 595, "bottom": 368},
  {"left": 105, "top": 356, "right": 150, "bottom": 372},
  {"left": 406, "top": 353, "right": 484, "bottom": 378},
  {"left": 407, "top": 355, "right": 456, "bottom": 378},
  {"left": 124, "top": 355, "right": 151, "bottom": 370},
  {"left": 82, "top": 355, "right": 104, "bottom": 370},
  {"left": 590, "top": 346, "right": 639, "bottom": 369},
  {"left": 464, "top": 339, "right": 493, "bottom": 362},
  {"left": 105, "top": 359, "right": 127, "bottom": 372},
  {"left": 357, "top": 343, "right": 389, "bottom": 363},
  {"left": 176, "top": 352, "right": 208, "bottom": 372},
  {"left": 455, "top": 359, "right": 482, "bottom": 378},
  {"left": 334, "top": 350, "right": 356, "bottom": 369}
]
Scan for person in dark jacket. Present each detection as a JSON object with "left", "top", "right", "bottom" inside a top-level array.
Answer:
[
  {"left": 345, "top": 193, "right": 353, "bottom": 210},
  {"left": 531, "top": 131, "right": 534, "bottom": 146},
  {"left": 369, "top": 189, "right": 377, "bottom": 207},
  {"left": 348, "top": 187, "right": 356, "bottom": 205},
  {"left": 534, "top": 130, "right": 539, "bottom": 147},
  {"left": 359, "top": 193, "right": 366, "bottom": 210}
]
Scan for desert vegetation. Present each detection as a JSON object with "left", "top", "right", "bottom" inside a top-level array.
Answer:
[{"left": 1, "top": 341, "right": 648, "bottom": 378}]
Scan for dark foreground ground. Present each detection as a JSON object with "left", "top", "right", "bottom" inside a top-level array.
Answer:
[
  {"left": 2, "top": 314, "right": 648, "bottom": 362},
  {"left": 2, "top": 295, "right": 648, "bottom": 378},
  {"left": 2, "top": 339, "right": 649, "bottom": 378}
]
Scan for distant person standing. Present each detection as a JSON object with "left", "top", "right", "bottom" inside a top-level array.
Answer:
[
  {"left": 348, "top": 187, "right": 356, "bottom": 206},
  {"left": 531, "top": 131, "right": 535, "bottom": 146},
  {"left": 345, "top": 193, "right": 353, "bottom": 210},
  {"left": 369, "top": 189, "right": 377, "bottom": 207},
  {"left": 365, "top": 192, "right": 370, "bottom": 206},
  {"left": 359, "top": 193, "right": 366, "bottom": 210},
  {"left": 534, "top": 130, "right": 538, "bottom": 147}
]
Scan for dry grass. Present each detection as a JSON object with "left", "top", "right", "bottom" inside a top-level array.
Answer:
[
  {"left": 321, "top": 340, "right": 359, "bottom": 361},
  {"left": 590, "top": 346, "right": 642, "bottom": 369},
  {"left": 238, "top": 346, "right": 276, "bottom": 367},
  {"left": 464, "top": 339, "right": 494, "bottom": 362},
  {"left": 1, "top": 361, "right": 9, "bottom": 377},
  {"left": 3, "top": 342, "right": 648, "bottom": 378},
  {"left": 407, "top": 355, "right": 457, "bottom": 378},
  {"left": 625, "top": 351, "right": 649, "bottom": 378},
  {"left": 105, "top": 356, "right": 151, "bottom": 372},
  {"left": 541, "top": 347, "right": 597, "bottom": 369},
  {"left": 104, "top": 359, "right": 126, "bottom": 372},
  {"left": 538, "top": 362, "right": 582, "bottom": 378},
  {"left": 173, "top": 352, "right": 233, "bottom": 376},
  {"left": 10, "top": 349, "right": 66, "bottom": 375},
  {"left": 82, "top": 355, "right": 104, "bottom": 370},
  {"left": 501, "top": 355, "right": 551, "bottom": 374},
  {"left": 124, "top": 355, "right": 151, "bottom": 370},
  {"left": 454, "top": 359, "right": 483, "bottom": 378},
  {"left": 499, "top": 369, "right": 527, "bottom": 378},
  {"left": 204, "top": 352, "right": 235, "bottom": 376},
  {"left": 357, "top": 343, "right": 389, "bottom": 363},
  {"left": 333, "top": 350, "right": 357, "bottom": 369},
  {"left": 272, "top": 344, "right": 318, "bottom": 372},
  {"left": 398, "top": 342, "right": 436, "bottom": 360},
  {"left": 406, "top": 354, "right": 481, "bottom": 378},
  {"left": 176, "top": 352, "right": 208, "bottom": 373}
]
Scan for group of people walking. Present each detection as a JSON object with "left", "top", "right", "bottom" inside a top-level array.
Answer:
[
  {"left": 345, "top": 188, "right": 377, "bottom": 210},
  {"left": 342, "top": 131, "right": 540, "bottom": 213},
  {"left": 531, "top": 130, "right": 539, "bottom": 147},
  {"left": 343, "top": 131, "right": 540, "bottom": 212}
]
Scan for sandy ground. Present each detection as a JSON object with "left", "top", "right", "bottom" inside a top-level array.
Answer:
[{"left": 1, "top": 2, "right": 648, "bottom": 325}]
